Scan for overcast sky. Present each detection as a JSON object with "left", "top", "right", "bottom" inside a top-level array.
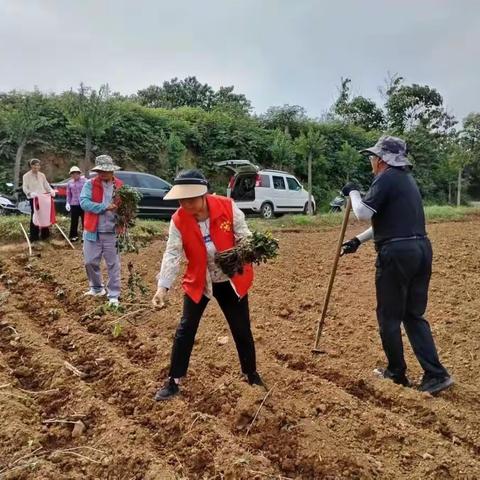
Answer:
[{"left": 1, "top": 0, "right": 479, "bottom": 121}]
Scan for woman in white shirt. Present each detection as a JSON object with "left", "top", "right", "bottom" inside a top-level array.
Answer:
[
  {"left": 152, "top": 169, "right": 265, "bottom": 401},
  {"left": 22, "top": 158, "right": 55, "bottom": 242}
]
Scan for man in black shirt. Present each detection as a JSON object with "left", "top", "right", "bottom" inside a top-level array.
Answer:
[{"left": 341, "top": 136, "right": 453, "bottom": 395}]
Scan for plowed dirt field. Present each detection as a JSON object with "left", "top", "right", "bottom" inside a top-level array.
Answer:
[{"left": 1, "top": 218, "right": 479, "bottom": 479}]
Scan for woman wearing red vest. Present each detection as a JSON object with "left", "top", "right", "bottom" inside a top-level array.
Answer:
[{"left": 152, "top": 170, "right": 264, "bottom": 400}]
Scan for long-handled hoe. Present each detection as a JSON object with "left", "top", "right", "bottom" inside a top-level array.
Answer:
[{"left": 312, "top": 197, "right": 351, "bottom": 354}]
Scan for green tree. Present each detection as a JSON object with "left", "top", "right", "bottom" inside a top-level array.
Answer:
[
  {"left": 165, "top": 132, "right": 186, "bottom": 176},
  {"left": 270, "top": 129, "right": 294, "bottom": 170},
  {"left": 334, "top": 78, "right": 385, "bottom": 131},
  {"left": 137, "top": 77, "right": 251, "bottom": 115},
  {"left": 295, "top": 127, "right": 327, "bottom": 214},
  {"left": 211, "top": 86, "right": 251, "bottom": 116},
  {"left": 262, "top": 104, "right": 307, "bottom": 136},
  {"left": 385, "top": 76, "right": 456, "bottom": 133},
  {"left": 462, "top": 113, "right": 480, "bottom": 198},
  {"left": 437, "top": 151, "right": 460, "bottom": 204},
  {"left": 138, "top": 77, "right": 214, "bottom": 109},
  {"left": 62, "top": 84, "right": 117, "bottom": 172},
  {"left": 0, "top": 92, "right": 49, "bottom": 191},
  {"left": 135, "top": 85, "right": 164, "bottom": 108},
  {"left": 336, "top": 141, "right": 361, "bottom": 182},
  {"left": 447, "top": 142, "right": 473, "bottom": 206},
  {"left": 463, "top": 113, "right": 480, "bottom": 154}
]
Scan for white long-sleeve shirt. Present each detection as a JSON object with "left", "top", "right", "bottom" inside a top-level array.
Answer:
[
  {"left": 22, "top": 171, "right": 53, "bottom": 199},
  {"left": 349, "top": 191, "right": 374, "bottom": 244},
  {"left": 156, "top": 203, "right": 251, "bottom": 298}
]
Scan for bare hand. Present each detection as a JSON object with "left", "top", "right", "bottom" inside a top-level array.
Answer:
[
  {"left": 106, "top": 203, "right": 118, "bottom": 211},
  {"left": 152, "top": 287, "right": 168, "bottom": 309}
]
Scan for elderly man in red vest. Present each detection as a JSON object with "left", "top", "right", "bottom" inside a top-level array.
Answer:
[
  {"left": 80, "top": 155, "right": 123, "bottom": 306},
  {"left": 152, "top": 169, "right": 264, "bottom": 400}
]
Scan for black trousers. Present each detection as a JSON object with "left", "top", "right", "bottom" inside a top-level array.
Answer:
[
  {"left": 375, "top": 238, "right": 448, "bottom": 380},
  {"left": 169, "top": 282, "right": 257, "bottom": 378},
  {"left": 28, "top": 198, "right": 50, "bottom": 242},
  {"left": 69, "top": 205, "right": 84, "bottom": 239}
]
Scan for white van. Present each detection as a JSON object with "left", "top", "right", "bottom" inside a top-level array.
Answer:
[{"left": 216, "top": 160, "right": 316, "bottom": 219}]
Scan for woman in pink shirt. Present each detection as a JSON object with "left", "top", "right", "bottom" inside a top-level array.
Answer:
[{"left": 66, "top": 166, "right": 87, "bottom": 241}]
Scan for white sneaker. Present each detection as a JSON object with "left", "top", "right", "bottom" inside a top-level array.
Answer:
[
  {"left": 83, "top": 288, "right": 107, "bottom": 297},
  {"left": 108, "top": 297, "right": 119, "bottom": 306}
]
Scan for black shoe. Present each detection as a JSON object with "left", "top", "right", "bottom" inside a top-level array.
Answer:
[
  {"left": 154, "top": 378, "right": 179, "bottom": 401},
  {"left": 373, "top": 368, "right": 411, "bottom": 387},
  {"left": 418, "top": 376, "right": 454, "bottom": 395},
  {"left": 247, "top": 372, "right": 267, "bottom": 389}
]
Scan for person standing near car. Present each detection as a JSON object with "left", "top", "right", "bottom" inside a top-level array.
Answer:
[
  {"left": 80, "top": 155, "right": 123, "bottom": 306},
  {"left": 151, "top": 169, "right": 265, "bottom": 401},
  {"left": 22, "top": 158, "right": 55, "bottom": 242},
  {"left": 66, "top": 166, "right": 86, "bottom": 241},
  {"left": 341, "top": 136, "right": 453, "bottom": 395}
]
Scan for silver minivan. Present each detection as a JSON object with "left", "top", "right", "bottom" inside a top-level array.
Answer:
[{"left": 216, "top": 160, "right": 316, "bottom": 219}]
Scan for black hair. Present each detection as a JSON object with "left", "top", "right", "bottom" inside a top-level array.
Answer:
[
  {"left": 175, "top": 169, "right": 210, "bottom": 191},
  {"left": 176, "top": 169, "right": 207, "bottom": 181},
  {"left": 29, "top": 158, "right": 41, "bottom": 167}
]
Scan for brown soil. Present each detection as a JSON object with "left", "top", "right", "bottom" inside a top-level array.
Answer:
[{"left": 1, "top": 219, "right": 479, "bottom": 479}]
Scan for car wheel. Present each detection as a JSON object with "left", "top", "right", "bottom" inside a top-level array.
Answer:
[
  {"left": 304, "top": 202, "right": 315, "bottom": 215},
  {"left": 260, "top": 202, "right": 274, "bottom": 219}
]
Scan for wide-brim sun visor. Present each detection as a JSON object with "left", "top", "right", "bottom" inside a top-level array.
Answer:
[{"left": 164, "top": 177, "right": 209, "bottom": 200}]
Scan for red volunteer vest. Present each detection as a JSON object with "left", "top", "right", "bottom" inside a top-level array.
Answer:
[
  {"left": 173, "top": 194, "right": 254, "bottom": 303},
  {"left": 84, "top": 176, "right": 123, "bottom": 233}
]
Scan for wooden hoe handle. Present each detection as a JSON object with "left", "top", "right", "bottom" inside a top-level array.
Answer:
[{"left": 312, "top": 197, "right": 352, "bottom": 352}]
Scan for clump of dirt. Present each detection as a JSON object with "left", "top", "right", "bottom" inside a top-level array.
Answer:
[{"left": 1, "top": 219, "right": 480, "bottom": 478}]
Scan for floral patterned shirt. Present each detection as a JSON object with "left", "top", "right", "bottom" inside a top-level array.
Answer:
[{"left": 156, "top": 203, "right": 251, "bottom": 298}]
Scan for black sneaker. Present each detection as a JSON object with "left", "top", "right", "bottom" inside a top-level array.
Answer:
[
  {"left": 373, "top": 367, "right": 411, "bottom": 387},
  {"left": 418, "top": 376, "right": 454, "bottom": 395},
  {"left": 154, "top": 378, "right": 179, "bottom": 401},
  {"left": 247, "top": 372, "right": 267, "bottom": 389}
]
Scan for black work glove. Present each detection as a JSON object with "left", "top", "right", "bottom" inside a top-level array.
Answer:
[
  {"left": 341, "top": 182, "right": 360, "bottom": 197},
  {"left": 341, "top": 237, "right": 361, "bottom": 255}
]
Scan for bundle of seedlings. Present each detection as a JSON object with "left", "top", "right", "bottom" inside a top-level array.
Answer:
[
  {"left": 114, "top": 185, "right": 142, "bottom": 253},
  {"left": 215, "top": 231, "right": 279, "bottom": 277}
]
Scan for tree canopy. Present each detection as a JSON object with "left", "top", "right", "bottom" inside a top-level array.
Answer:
[{"left": 0, "top": 75, "right": 478, "bottom": 208}]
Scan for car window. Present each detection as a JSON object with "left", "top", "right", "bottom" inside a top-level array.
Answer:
[
  {"left": 259, "top": 174, "right": 271, "bottom": 188},
  {"left": 272, "top": 176, "right": 286, "bottom": 190},
  {"left": 116, "top": 172, "right": 139, "bottom": 187},
  {"left": 286, "top": 177, "right": 301, "bottom": 191},
  {"left": 136, "top": 174, "right": 171, "bottom": 190}
]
